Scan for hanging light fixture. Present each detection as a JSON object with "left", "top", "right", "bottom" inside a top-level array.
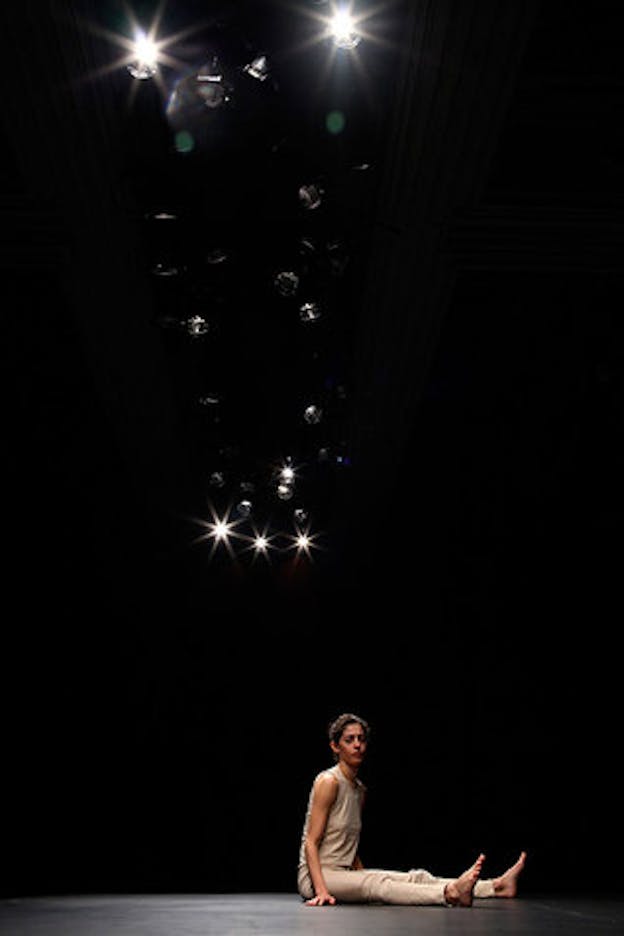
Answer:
[
  {"left": 236, "top": 500, "right": 253, "bottom": 518},
  {"left": 298, "top": 182, "right": 324, "bottom": 210},
  {"left": 276, "top": 482, "right": 295, "bottom": 501},
  {"left": 304, "top": 404, "right": 323, "bottom": 425},
  {"left": 184, "top": 315, "right": 210, "bottom": 337},
  {"left": 127, "top": 30, "right": 159, "bottom": 79},
  {"left": 329, "top": 7, "right": 362, "bottom": 50},
  {"left": 274, "top": 271, "right": 300, "bottom": 297},
  {"left": 244, "top": 54, "right": 270, "bottom": 82},
  {"left": 294, "top": 508, "right": 309, "bottom": 527},
  {"left": 299, "top": 301, "right": 322, "bottom": 323}
]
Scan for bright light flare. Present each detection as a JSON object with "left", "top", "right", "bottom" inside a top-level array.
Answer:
[
  {"left": 192, "top": 504, "right": 242, "bottom": 559},
  {"left": 134, "top": 31, "right": 159, "bottom": 66},
  {"left": 329, "top": 7, "right": 361, "bottom": 49},
  {"left": 286, "top": 525, "right": 322, "bottom": 560},
  {"left": 273, "top": 456, "right": 300, "bottom": 486},
  {"left": 81, "top": 2, "right": 199, "bottom": 96},
  {"left": 126, "top": 28, "right": 164, "bottom": 79},
  {"left": 212, "top": 519, "right": 232, "bottom": 541},
  {"left": 241, "top": 524, "right": 277, "bottom": 563}
]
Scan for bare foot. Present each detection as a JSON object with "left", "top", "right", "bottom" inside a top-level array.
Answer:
[
  {"left": 493, "top": 851, "right": 527, "bottom": 898},
  {"left": 444, "top": 854, "right": 486, "bottom": 907}
]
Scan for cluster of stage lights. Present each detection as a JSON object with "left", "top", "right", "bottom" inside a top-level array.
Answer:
[
  {"left": 107, "top": 3, "right": 366, "bottom": 563},
  {"left": 196, "top": 504, "right": 320, "bottom": 563},
  {"left": 124, "top": 4, "right": 365, "bottom": 81},
  {"left": 197, "top": 459, "right": 322, "bottom": 562}
]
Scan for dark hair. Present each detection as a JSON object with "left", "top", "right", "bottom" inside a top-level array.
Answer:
[{"left": 328, "top": 713, "right": 370, "bottom": 748}]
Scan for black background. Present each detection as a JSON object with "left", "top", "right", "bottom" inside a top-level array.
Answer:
[{"left": 2, "top": 0, "right": 622, "bottom": 900}]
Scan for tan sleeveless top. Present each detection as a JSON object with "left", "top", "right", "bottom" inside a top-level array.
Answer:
[{"left": 297, "top": 764, "right": 366, "bottom": 896}]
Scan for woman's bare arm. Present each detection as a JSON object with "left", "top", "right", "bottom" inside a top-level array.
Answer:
[{"left": 304, "top": 773, "right": 339, "bottom": 906}]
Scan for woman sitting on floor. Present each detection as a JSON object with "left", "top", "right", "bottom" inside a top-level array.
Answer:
[{"left": 298, "top": 712, "right": 526, "bottom": 908}]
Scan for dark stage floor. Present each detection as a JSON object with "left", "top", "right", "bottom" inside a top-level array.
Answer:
[{"left": 0, "top": 893, "right": 622, "bottom": 935}]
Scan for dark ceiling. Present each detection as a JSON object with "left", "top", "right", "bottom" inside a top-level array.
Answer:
[{"left": 3, "top": 0, "right": 624, "bottom": 624}]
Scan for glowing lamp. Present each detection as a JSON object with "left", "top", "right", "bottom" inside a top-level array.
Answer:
[
  {"left": 329, "top": 8, "right": 361, "bottom": 49},
  {"left": 127, "top": 32, "right": 159, "bottom": 79},
  {"left": 213, "top": 520, "right": 231, "bottom": 541}
]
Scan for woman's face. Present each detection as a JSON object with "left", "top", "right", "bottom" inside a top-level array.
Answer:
[{"left": 331, "top": 722, "right": 368, "bottom": 768}]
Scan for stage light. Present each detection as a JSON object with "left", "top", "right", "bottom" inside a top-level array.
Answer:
[
  {"left": 213, "top": 519, "right": 232, "bottom": 541},
  {"left": 294, "top": 508, "right": 309, "bottom": 526},
  {"left": 185, "top": 315, "right": 210, "bottom": 337},
  {"left": 244, "top": 54, "right": 270, "bottom": 82},
  {"left": 277, "top": 482, "right": 294, "bottom": 501},
  {"left": 287, "top": 525, "right": 321, "bottom": 558},
  {"left": 299, "top": 301, "right": 322, "bottom": 323},
  {"left": 127, "top": 31, "right": 159, "bottom": 79},
  {"left": 329, "top": 7, "right": 361, "bottom": 50},
  {"left": 274, "top": 271, "right": 300, "bottom": 297},
  {"left": 236, "top": 500, "right": 253, "bottom": 518},
  {"left": 152, "top": 263, "right": 179, "bottom": 277},
  {"left": 245, "top": 524, "right": 276, "bottom": 561},
  {"left": 299, "top": 237, "right": 317, "bottom": 254},
  {"left": 198, "top": 394, "right": 221, "bottom": 424},
  {"left": 199, "top": 393, "right": 221, "bottom": 408},
  {"left": 304, "top": 404, "right": 323, "bottom": 425},
  {"left": 91, "top": 10, "right": 192, "bottom": 93},
  {"left": 206, "top": 247, "right": 228, "bottom": 265},
  {"left": 209, "top": 471, "right": 226, "bottom": 488},
  {"left": 200, "top": 508, "right": 242, "bottom": 558},
  {"left": 192, "top": 504, "right": 241, "bottom": 559},
  {"left": 281, "top": 465, "right": 295, "bottom": 483},
  {"left": 147, "top": 211, "right": 178, "bottom": 221},
  {"left": 298, "top": 183, "right": 323, "bottom": 210}
]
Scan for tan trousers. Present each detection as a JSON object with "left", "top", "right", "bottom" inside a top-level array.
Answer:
[{"left": 299, "top": 867, "right": 496, "bottom": 906}]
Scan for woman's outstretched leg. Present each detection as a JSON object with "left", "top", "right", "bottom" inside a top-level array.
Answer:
[
  {"left": 442, "top": 854, "right": 485, "bottom": 907},
  {"left": 492, "top": 852, "right": 527, "bottom": 897},
  {"left": 408, "top": 851, "right": 527, "bottom": 900},
  {"left": 322, "top": 854, "right": 485, "bottom": 907}
]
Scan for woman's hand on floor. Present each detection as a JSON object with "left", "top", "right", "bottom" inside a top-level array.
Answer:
[{"left": 305, "top": 891, "right": 336, "bottom": 907}]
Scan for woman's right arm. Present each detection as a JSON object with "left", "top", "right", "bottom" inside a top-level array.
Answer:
[{"left": 304, "top": 773, "right": 339, "bottom": 906}]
